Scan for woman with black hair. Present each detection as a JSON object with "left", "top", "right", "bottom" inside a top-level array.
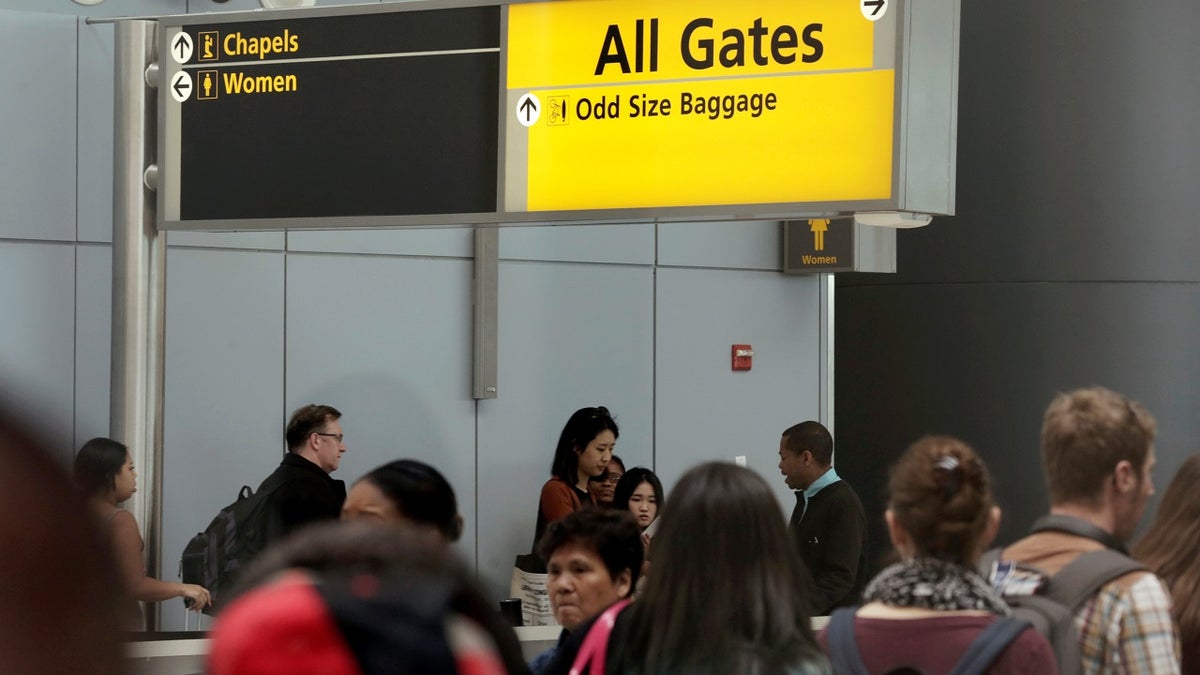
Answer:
[
  {"left": 73, "top": 437, "right": 210, "bottom": 629},
  {"left": 541, "top": 462, "right": 829, "bottom": 675},
  {"left": 612, "top": 467, "right": 663, "bottom": 535},
  {"left": 342, "top": 458, "right": 464, "bottom": 541},
  {"left": 533, "top": 406, "right": 618, "bottom": 547}
]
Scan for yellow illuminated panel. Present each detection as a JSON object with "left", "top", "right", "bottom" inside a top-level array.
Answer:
[
  {"left": 507, "top": 0, "right": 894, "bottom": 212},
  {"left": 508, "top": 0, "right": 873, "bottom": 88},
  {"left": 524, "top": 71, "right": 893, "bottom": 210}
]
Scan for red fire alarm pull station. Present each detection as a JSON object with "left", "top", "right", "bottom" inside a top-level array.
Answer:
[{"left": 732, "top": 344, "right": 753, "bottom": 371}]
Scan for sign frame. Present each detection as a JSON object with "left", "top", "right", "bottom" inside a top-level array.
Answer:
[{"left": 156, "top": 0, "right": 958, "bottom": 231}]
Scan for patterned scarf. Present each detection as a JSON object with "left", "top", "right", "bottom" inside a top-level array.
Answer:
[{"left": 861, "top": 557, "right": 1010, "bottom": 614}]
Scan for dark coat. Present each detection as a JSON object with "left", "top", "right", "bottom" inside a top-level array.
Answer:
[
  {"left": 789, "top": 479, "right": 868, "bottom": 615},
  {"left": 261, "top": 452, "right": 346, "bottom": 543}
]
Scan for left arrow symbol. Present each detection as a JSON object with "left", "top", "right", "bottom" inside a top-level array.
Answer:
[{"left": 170, "top": 72, "right": 194, "bottom": 102}]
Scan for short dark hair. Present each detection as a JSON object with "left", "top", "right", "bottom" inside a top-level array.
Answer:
[
  {"left": 612, "top": 467, "right": 664, "bottom": 514},
  {"left": 781, "top": 420, "right": 833, "bottom": 466},
  {"left": 73, "top": 437, "right": 129, "bottom": 497},
  {"left": 358, "top": 459, "right": 462, "bottom": 541},
  {"left": 1041, "top": 387, "right": 1156, "bottom": 506},
  {"left": 536, "top": 508, "right": 643, "bottom": 598},
  {"left": 550, "top": 406, "right": 619, "bottom": 483},
  {"left": 285, "top": 404, "right": 342, "bottom": 453}
]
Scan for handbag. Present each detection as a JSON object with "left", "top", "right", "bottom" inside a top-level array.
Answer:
[
  {"left": 509, "top": 552, "right": 554, "bottom": 626},
  {"left": 513, "top": 480, "right": 585, "bottom": 625},
  {"left": 568, "top": 599, "right": 631, "bottom": 675}
]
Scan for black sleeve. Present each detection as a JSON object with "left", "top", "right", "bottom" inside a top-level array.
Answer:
[{"left": 809, "top": 486, "right": 867, "bottom": 614}]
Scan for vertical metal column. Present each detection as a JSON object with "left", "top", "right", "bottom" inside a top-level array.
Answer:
[
  {"left": 473, "top": 227, "right": 499, "bottom": 399},
  {"left": 112, "top": 19, "right": 165, "bottom": 631},
  {"left": 819, "top": 273, "right": 835, "bottom": 455}
]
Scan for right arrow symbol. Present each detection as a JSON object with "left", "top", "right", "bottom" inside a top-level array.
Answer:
[{"left": 861, "top": 0, "right": 887, "bottom": 20}]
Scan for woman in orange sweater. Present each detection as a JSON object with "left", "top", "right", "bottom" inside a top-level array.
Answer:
[{"left": 533, "top": 406, "right": 618, "bottom": 548}]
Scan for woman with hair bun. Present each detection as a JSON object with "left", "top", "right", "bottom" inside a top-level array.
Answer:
[{"left": 821, "top": 435, "right": 1058, "bottom": 674}]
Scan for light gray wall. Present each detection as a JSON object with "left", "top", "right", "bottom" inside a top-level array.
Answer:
[
  {"left": 836, "top": 0, "right": 1200, "bottom": 577},
  {"left": 0, "top": 1, "right": 826, "bottom": 630}
]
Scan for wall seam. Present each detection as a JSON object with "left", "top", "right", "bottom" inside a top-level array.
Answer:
[{"left": 72, "top": 15, "right": 81, "bottom": 455}]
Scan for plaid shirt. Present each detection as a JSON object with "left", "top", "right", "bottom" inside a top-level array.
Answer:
[{"left": 1004, "top": 530, "right": 1181, "bottom": 675}]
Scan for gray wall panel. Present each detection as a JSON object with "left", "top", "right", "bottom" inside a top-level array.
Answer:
[
  {"left": 283, "top": 253, "right": 479, "bottom": 565},
  {"left": 74, "top": 244, "right": 111, "bottom": 449},
  {"left": 1, "top": 0, "right": 181, "bottom": 15},
  {"left": 477, "top": 260, "right": 654, "bottom": 601},
  {"left": 168, "top": 231, "right": 286, "bottom": 251},
  {"left": 0, "top": 242, "right": 76, "bottom": 462},
  {"left": 658, "top": 221, "right": 782, "bottom": 270},
  {"left": 499, "top": 223, "right": 654, "bottom": 265},
  {"left": 77, "top": 21, "right": 115, "bottom": 244},
  {"left": 655, "top": 268, "right": 822, "bottom": 515},
  {"left": 287, "top": 228, "right": 471, "bottom": 259},
  {"left": 0, "top": 10, "right": 76, "bottom": 241},
  {"left": 192, "top": 0, "right": 376, "bottom": 10},
  {"left": 161, "top": 247, "right": 285, "bottom": 631}
]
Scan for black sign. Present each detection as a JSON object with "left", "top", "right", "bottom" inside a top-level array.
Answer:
[
  {"left": 161, "top": 7, "right": 500, "bottom": 224},
  {"left": 783, "top": 218, "right": 856, "bottom": 273}
]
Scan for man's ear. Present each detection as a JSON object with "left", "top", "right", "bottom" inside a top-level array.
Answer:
[{"left": 1113, "top": 460, "right": 1137, "bottom": 494}]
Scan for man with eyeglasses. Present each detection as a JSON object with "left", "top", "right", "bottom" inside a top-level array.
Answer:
[
  {"left": 588, "top": 455, "right": 625, "bottom": 508},
  {"left": 259, "top": 403, "right": 348, "bottom": 544}
]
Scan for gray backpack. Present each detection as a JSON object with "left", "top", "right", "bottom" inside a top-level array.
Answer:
[{"left": 980, "top": 517, "right": 1146, "bottom": 675}]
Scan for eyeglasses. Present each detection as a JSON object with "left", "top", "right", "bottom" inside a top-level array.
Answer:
[
  {"left": 314, "top": 432, "right": 344, "bottom": 443},
  {"left": 602, "top": 473, "right": 623, "bottom": 485}
]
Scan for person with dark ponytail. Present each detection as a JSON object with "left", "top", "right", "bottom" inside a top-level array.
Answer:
[
  {"left": 533, "top": 406, "right": 618, "bottom": 547},
  {"left": 342, "top": 459, "right": 464, "bottom": 541},
  {"left": 74, "top": 437, "right": 211, "bottom": 629},
  {"left": 821, "top": 435, "right": 1057, "bottom": 674}
]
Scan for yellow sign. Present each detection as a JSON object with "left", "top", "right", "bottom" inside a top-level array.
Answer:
[{"left": 506, "top": 0, "right": 895, "bottom": 212}]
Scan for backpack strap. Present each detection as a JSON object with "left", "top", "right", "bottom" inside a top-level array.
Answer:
[
  {"left": 825, "top": 607, "right": 872, "bottom": 675},
  {"left": 1043, "top": 549, "right": 1146, "bottom": 611},
  {"left": 1030, "top": 514, "right": 1129, "bottom": 554},
  {"left": 947, "top": 617, "right": 1031, "bottom": 675}
]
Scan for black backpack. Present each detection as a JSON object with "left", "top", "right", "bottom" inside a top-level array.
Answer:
[
  {"left": 180, "top": 474, "right": 285, "bottom": 614},
  {"left": 978, "top": 515, "right": 1147, "bottom": 675},
  {"left": 826, "top": 606, "right": 1032, "bottom": 675}
]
